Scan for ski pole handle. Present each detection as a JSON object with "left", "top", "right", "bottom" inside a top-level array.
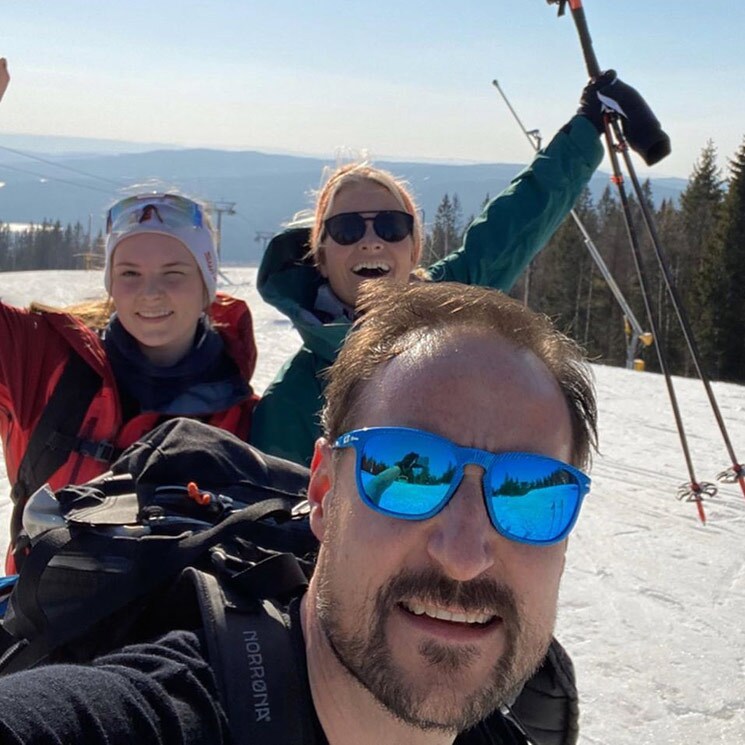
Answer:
[
  {"left": 566, "top": 0, "right": 602, "bottom": 78},
  {"left": 546, "top": 0, "right": 601, "bottom": 78}
]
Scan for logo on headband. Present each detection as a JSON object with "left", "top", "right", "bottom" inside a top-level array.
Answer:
[{"left": 203, "top": 251, "right": 217, "bottom": 280}]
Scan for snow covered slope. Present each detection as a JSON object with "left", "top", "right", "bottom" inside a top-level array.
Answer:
[{"left": 1, "top": 268, "right": 744, "bottom": 743}]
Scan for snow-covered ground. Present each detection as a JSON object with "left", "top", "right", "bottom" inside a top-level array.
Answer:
[{"left": 1, "top": 268, "right": 744, "bottom": 744}]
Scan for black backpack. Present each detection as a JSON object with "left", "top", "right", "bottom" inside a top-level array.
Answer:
[
  {"left": 1, "top": 417, "right": 318, "bottom": 743},
  {"left": 0, "top": 417, "right": 578, "bottom": 745}
]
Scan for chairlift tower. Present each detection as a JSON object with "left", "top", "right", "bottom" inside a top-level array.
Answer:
[
  {"left": 255, "top": 231, "right": 274, "bottom": 254},
  {"left": 204, "top": 201, "right": 236, "bottom": 259}
]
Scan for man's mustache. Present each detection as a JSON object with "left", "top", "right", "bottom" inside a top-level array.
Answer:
[{"left": 379, "top": 567, "right": 519, "bottom": 623}]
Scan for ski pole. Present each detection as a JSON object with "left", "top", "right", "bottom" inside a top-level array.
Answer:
[
  {"left": 547, "top": 0, "right": 722, "bottom": 521},
  {"left": 554, "top": 0, "right": 745, "bottom": 503},
  {"left": 614, "top": 138, "right": 745, "bottom": 500},
  {"left": 549, "top": 0, "right": 601, "bottom": 76},
  {"left": 602, "top": 114, "right": 710, "bottom": 523}
]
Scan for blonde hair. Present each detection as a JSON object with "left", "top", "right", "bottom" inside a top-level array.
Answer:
[
  {"left": 308, "top": 163, "right": 424, "bottom": 268},
  {"left": 29, "top": 298, "right": 113, "bottom": 331}
]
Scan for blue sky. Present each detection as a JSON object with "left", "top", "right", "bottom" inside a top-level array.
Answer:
[{"left": 1, "top": 1, "right": 743, "bottom": 179}]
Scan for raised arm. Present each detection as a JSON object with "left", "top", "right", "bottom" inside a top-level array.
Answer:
[
  {"left": 428, "top": 72, "right": 663, "bottom": 291},
  {"left": 428, "top": 114, "right": 602, "bottom": 290}
]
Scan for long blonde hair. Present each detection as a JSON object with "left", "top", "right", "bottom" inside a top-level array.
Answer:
[
  {"left": 29, "top": 298, "right": 114, "bottom": 331},
  {"left": 29, "top": 295, "right": 226, "bottom": 331}
]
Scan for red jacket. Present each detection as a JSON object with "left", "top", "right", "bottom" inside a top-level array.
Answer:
[{"left": 1, "top": 294, "right": 258, "bottom": 571}]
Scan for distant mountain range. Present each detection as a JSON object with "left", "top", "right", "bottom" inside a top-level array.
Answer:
[{"left": 0, "top": 134, "right": 688, "bottom": 264}]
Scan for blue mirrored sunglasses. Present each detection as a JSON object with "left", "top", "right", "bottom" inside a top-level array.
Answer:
[
  {"left": 106, "top": 193, "right": 204, "bottom": 234},
  {"left": 333, "top": 427, "right": 591, "bottom": 546}
]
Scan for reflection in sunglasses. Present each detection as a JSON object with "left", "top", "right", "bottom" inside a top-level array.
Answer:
[
  {"left": 337, "top": 427, "right": 590, "bottom": 546},
  {"left": 107, "top": 194, "right": 204, "bottom": 234},
  {"left": 491, "top": 468, "right": 574, "bottom": 497}
]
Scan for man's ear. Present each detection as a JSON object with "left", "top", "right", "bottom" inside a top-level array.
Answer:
[{"left": 308, "top": 437, "right": 333, "bottom": 541}]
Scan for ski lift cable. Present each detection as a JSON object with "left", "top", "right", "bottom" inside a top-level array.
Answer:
[
  {"left": 549, "top": 0, "right": 745, "bottom": 516},
  {"left": 232, "top": 210, "right": 259, "bottom": 230},
  {"left": 0, "top": 143, "right": 124, "bottom": 187},
  {"left": 0, "top": 161, "right": 114, "bottom": 196}
]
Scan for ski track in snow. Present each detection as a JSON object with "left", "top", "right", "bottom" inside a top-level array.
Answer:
[{"left": 1, "top": 268, "right": 744, "bottom": 743}]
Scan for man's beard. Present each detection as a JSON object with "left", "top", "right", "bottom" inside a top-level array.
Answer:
[{"left": 314, "top": 562, "right": 553, "bottom": 733}]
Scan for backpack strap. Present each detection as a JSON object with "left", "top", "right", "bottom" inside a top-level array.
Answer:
[
  {"left": 0, "top": 497, "right": 306, "bottom": 674},
  {"left": 9, "top": 352, "right": 113, "bottom": 544},
  {"left": 185, "top": 565, "right": 309, "bottom": 745}
]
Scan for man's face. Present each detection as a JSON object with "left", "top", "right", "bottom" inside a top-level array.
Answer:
[{"left": 308, "top": 329, "right": 574, "bottom": 732}]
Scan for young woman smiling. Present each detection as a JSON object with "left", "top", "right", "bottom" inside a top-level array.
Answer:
[
  {"left": 250, "top": 101, "right": 605, "bottom": 466},
  {"left": 1, "top": 192, "right": 259, "bottom": 572}
]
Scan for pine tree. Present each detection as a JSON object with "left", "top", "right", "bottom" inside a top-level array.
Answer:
[
  {"left": 14, "top": 224, "right": 35, "bottom": 270},
  {"left": 5, "top": 219, "right": 100, "bottom": 272},
  {"left": 682, "top": 142, "right": 726, "bottom": 374},
  {"left": 451, "top": 194, "right": 463, "bottom": 240},
  {"left": 528, "top": 188, "right": 596, "bottom": 343},
  {"left": 423, "top": 193, "right": 462, "bottom": 265},
  {"left": 590, "top": 186, "right": 631, "bottom": 363},
  {"left": 0, "top": 223, "right": 10, "bottom": 271},
  {"left": 708, "top": 138, "right": 745, "bottom": 381},
  {"left": 681, "top": 141, "right": 724, "bottom": 268},
  {"left": 653, "top": 197, "right": 688, "bottom": 375}
]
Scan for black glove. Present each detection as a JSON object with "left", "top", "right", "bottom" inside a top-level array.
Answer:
[{"left": 578, "top": 69, "right": 671, "bottom": 166}]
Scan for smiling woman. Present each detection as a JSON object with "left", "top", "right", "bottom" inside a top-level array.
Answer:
[
  {"left": 0, "top": 190, "right": 259, "bottom": 573},
  {"left": 312, "top": 174, "right": 421, "bottom": 306},
  {"left": 107, "top": 231, "right": 210, "bottom": 366},
  {"left": 250, "top": 96, "right": 606, "bottom": 467}
]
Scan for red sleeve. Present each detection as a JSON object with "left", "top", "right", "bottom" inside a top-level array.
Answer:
[{"left": 0, "top": 302, "right": 71, "bottom": 479}]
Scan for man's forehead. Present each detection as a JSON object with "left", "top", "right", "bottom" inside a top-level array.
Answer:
[
  {"left": 346, "top": 328, "right": 572, "bottom": 463},
  {"left": 378, "top": 327, "right": 549, "bottom": 388},
  {"left": 355, "top": 327, "right": 569, "bottom": 445}
]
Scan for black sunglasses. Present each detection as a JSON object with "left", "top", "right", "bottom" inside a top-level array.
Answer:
[{"left": 323, "top": 211, "right": 414, "bottom": 246}]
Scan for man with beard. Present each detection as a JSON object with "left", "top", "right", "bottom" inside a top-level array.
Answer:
[{"left": 0, "top": 281, "right": 596, "bottom": 745}]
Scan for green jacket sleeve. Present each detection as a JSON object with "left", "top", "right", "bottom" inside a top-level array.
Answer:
[
  {"left": 250, "top": 348, "right": 325, "bottom": 467},
  {"left": 427, "top": 115, "right": 603, "bottom": 290}
]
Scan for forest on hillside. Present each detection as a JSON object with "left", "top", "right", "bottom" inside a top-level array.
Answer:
[
  {"left": 0, "top": 221, "right": 103, "bottom": 271},
  {"left": 424, "top": 140, "right": 745, "bottom": 384}
]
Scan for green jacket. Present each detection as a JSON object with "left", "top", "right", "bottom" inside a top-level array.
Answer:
[{"left": 251, "top": 115, "right": 603, "bottom": 465}]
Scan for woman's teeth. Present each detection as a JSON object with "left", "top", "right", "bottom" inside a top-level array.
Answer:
[{"left": 352, "top": 261, "right": 391, "bottom": 277}]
